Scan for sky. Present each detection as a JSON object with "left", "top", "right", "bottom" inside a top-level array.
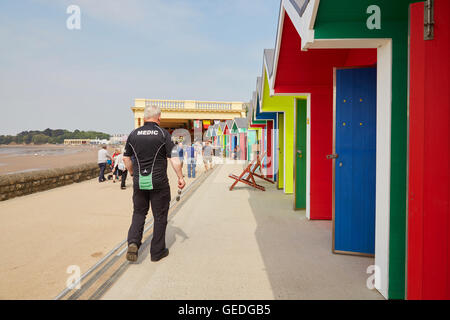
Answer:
[{"left": 0, "top": 0, "right": 281, "bottom": 135}]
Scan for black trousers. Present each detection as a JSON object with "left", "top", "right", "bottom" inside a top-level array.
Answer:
[
  {"left": 127, "top": 186, "right": 171, "bottom": 259},
  {"left": 98, "top": 163, "right": 106, "bottom": 182},
  {"left": 118, "top": 169, "right": 127, "bottom": 188}
]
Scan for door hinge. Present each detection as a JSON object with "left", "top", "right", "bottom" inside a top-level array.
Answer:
[{"left": 424, "top": 0, "right": 435, "bottom": 40}]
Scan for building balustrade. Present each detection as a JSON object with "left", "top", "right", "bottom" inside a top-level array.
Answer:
[
  {"left": 133, "top": 99, "right": 246, "bottom": 128},
  {"left": 141, "top": 99, "right": 243, "bottom": 112},
  {"left": 195, "top": 102, "right": 232, "bottom": 111},
  {"left": 145, "top": 100, "right": 185, "bottom": 110}
]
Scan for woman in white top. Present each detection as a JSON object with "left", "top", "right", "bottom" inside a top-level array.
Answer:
[{"left": 113, "top": 150, "right": 127, "bottom": 189}]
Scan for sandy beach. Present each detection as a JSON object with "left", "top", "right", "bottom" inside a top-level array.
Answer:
[
  {"left": 0, "top": 146, "right": 210, "bottom": 299},
  {"left": 0, "top": 145, "right": 113, "bottom": 175}
]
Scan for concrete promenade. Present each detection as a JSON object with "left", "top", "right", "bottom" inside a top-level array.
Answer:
[{"left": 102, "top": 163, "right": 384, "bottom": 300}]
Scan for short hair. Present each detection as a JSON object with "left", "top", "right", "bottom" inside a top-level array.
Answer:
[{"left": 144, "top": 104, "right": 161, "bottom": 120}]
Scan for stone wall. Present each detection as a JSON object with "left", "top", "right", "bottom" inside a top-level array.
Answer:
[{"left": 0, "top": 163, "right": 110, "bottom": 201}]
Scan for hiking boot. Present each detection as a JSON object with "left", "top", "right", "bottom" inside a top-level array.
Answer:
[
  {"left": 151, "top": 248, "right": 169, "bottom": 262},
  {"left": 126, "top": 243, "right": 139, "bottom": 262}
]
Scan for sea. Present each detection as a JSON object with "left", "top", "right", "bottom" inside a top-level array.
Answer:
[
  {"left": 0, "top": 146, "right": 85, "bottom": 157},
  {"left": 0, "top": 146, "right": 92, "bottom": 175}
]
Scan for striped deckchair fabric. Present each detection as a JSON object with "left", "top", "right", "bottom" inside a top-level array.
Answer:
[{"left": 228, "top": 152, "right": 275, "bottom": 191}]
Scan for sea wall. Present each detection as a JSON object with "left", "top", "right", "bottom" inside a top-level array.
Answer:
[{"left": 0, "top": 163, "right": 110, "bottom": 201}]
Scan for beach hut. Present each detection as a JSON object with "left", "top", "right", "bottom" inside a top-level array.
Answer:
[
  {"left": 217, "top": 121, "right": 227, "bottom": 157},
  {"left": 210, "top": 123, "right": 219, "bottom": 153},
  {"left": 205, "top": 126, "right": 212, "bottom": 141},
  {"left": 246, "top": 99, "right": 258, "bottom": 161},
  {"left": 225, "top": 120, "right": 235, "bottom": 158},
  {"left": 276, "top": 0, "right": 422, "bottom": 299},
  {"left": 249, "top": 91, "right": 267, "bottom": 166},
  {"left": 231, "top": 118, "right": 248, "bottom": 161},
  {"left": 254, "top": 76, "right": 278, "bottom": 181}
]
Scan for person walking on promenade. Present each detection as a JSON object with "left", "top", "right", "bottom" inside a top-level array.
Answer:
[
  {"left": 98, "top": 145, "right": 111, "bottom": 182},
  {"left": 203, "top": 140, "right": 213, "bottom": 171},
  {"left": 123, "top": 105, "right": 185, "bottom": 262},
  {"left": 111, "top": 148, "right": 121, "bottom": 182},
  {"left": 112, "top": 149, "right": 127, "bottom": 190},
  {"left": 177, "top": 142, "right": 185, "bottom": 168},
  {"left": 186, "top": 143, "right": 197, "bottom": 179}
]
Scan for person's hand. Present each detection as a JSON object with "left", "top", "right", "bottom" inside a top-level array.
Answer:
[{"left": 178, "top": 177, "right": 186, "bottom": 190}]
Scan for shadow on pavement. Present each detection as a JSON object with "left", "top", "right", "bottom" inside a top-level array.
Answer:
[{"left": 243, "top": 176, "right": 384, "bottom": 300}]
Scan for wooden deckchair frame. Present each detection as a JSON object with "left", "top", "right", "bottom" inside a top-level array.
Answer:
[{"left": 228, "top": 152, "right": 275, "bottom": 191}]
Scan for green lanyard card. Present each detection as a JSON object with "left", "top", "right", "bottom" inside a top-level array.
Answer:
[{"left": 139, "top": 173, "right": 153, "bottom": 190}]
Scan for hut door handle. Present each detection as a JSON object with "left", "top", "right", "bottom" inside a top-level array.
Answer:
[{"left": 326, "top": 153, "right": 339, "bottom": 160}]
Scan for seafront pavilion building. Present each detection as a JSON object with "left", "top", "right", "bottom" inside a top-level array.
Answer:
[{"left": 131, "top": 99, "right": 246, "bottom": 142}]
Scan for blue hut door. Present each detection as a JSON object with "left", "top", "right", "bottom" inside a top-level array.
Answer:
[{"left": 333, "top": 67, "right": 376, "bottom": 256}]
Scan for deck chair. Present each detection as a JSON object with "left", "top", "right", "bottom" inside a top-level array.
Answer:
[
  {"left": 228, "top": 152, "right": 274, "bottom": 191},
  {"left": 252, "top": 152, "right": 276, "bottom": 185}
]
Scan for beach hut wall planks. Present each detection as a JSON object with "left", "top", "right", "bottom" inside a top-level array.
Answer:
[
  {"left": 250, "top": 91, "right": 268, "bottom": 165},
  {"left": 255, "top": 77, "right": 278, "bottom": 180},
  {"left": 277, "top": 113, "right": 285, "bottom": 190},
  {"left": 407, "top": 0, "right": 450, "bottom": 300},
  {"left": 246, "top": 98, "right": 259, "bottom": 161}
]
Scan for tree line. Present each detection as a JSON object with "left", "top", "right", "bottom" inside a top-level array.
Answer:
[{"left": 0, "top": 129, "right": 111, "bottom": 145}]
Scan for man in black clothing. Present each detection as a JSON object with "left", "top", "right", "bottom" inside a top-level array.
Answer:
[{"left": 123, "top": 104, "right": 185, "bottom": 262}]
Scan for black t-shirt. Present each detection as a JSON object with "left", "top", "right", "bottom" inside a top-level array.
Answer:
[{"left": 124, "top": 122, "right": 176, "bottom": 190}]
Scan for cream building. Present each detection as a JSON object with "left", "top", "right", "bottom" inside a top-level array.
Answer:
[{"left": 131, "top": 99, "right": 246, "bottom": 130}]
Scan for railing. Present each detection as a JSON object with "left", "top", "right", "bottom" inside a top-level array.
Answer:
[
  {"left": 143, "top": 100, "right": 241, "bottom": 112},
  {"left": 195, "top": 102, "right": 232, "bottom": 111},
  {"left": 145, "top": 100, "right": 185, "bottom": 110}
]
